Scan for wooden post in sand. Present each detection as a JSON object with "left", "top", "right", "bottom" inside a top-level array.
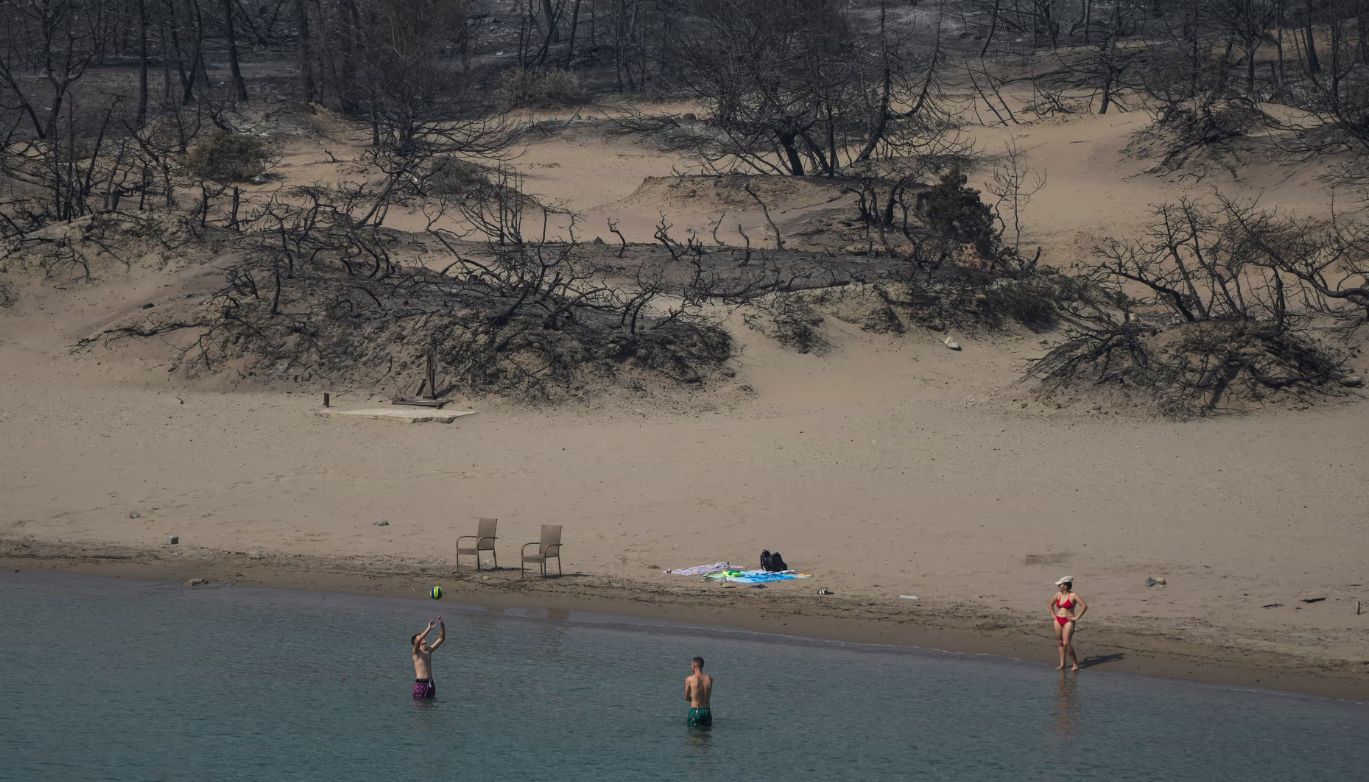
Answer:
[{"left": 323, "top": 392, "right": 330, "bottom": 408}]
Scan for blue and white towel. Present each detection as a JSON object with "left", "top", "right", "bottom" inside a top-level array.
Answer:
[{"left": 705, "top": 569, "right": 811, "bottom": 584}]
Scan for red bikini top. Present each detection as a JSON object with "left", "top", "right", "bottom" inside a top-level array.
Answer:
[{"left": 1055, "top": 598, "right": 1073, "bottom": 610}]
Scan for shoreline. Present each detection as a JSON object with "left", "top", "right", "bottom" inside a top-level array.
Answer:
[{"left": 6, "top": 537, "right": 1368, "bottom": 701}]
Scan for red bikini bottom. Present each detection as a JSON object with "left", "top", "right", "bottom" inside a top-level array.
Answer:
[{"left": 1056, "top": 615, "right": 1074, "bottom": 627}]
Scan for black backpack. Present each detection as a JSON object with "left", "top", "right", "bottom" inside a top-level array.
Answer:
[
  {"left": 769, "top": 551, "right": 789, "bottom": 571},
  {"left": 760, "top": 550, "right": 773, "bottom": 571}
]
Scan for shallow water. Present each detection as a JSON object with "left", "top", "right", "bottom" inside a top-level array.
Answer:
[{"left": 1, "top": 573, "right": 1365, "bottom": 782}]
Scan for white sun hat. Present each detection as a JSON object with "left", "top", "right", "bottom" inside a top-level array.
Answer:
[{"left": 1055, "top": 576, "right": 1074, "bottom": 586}]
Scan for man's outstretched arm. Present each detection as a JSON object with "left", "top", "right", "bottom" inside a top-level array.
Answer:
[
  {"left": 428, "top": 617, "right": 446, "bottom": 651},
  {"left": 413, "top": 621, "right": 435, "bottom": 651}
]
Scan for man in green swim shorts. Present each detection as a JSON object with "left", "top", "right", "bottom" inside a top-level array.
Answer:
[{"left": 685, "top": 656, "right": 713, "bottom": 727}]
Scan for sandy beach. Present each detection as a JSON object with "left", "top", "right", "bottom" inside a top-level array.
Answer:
[{"left": 4, "top": 100, "right": 1368, "bottom": 701}]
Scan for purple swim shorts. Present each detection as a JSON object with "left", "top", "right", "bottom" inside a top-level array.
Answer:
[{"left": 413, "top": 679, "right": 436, "bottom": 699}]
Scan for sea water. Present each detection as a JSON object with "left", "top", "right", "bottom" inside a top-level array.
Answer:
[{"left": 1, "top": 573, "right": 1365, "bottom": 782}]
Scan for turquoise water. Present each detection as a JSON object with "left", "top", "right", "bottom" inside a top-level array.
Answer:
[{"left": 1, "top": 573, "right": 1365, "bottom": 781}]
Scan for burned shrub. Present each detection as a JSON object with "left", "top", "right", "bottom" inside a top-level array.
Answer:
[
  {"left": 84, "top": 189, "right": 733, "bottom": 402},
  {"left": 744, "top": 294, "right": 828, "bottom": 354},
  {"left": 918, "top": 168, "right": 997, "bottom": 259},
  {"left": 3, "top": 213, "right": 215, "bottom": 286},
  {"left": 1027, "top": 196, "right": 1363, "bottom": 417},
  {"left": 1127, "top": 101, "right": 1265, "bottom": 177},
  {"left": 888, "top": 261, "right": 1077, "bottom": 335},
  {"left": 977, "top": 276, "right": 1068, "bottom": 332},
  {"left": 415, "top": 156, "right": 492, "bottom": 197},
  {"left": 181, "top": 129, "right": 277, "bottom": 183},
  {"left": 823, "top": 284, "right": 906, "bottom": 335},
  {"left": 1029, "top": 320, "right": 1349, "bottom": 418},
  {"left": 495, "top": 69, "right": 586, "bottom": 112}
]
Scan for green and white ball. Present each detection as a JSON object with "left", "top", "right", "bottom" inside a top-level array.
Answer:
[{"left": 429, "top": 586, "right": 443, "bottom": 600}]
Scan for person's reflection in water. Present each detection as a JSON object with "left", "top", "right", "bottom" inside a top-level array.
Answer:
[
  {"left": 409, "top": 699, "right": 443, "bottom": 776},
  {"left": 1050, "top": 672, "right": 1080, "bottom": 746},
  {"left": 411, "top": 695, "right": 440, "bottom": 717},
  {"left": 683, "top": 719, "right": 714, "bottom": 765}
]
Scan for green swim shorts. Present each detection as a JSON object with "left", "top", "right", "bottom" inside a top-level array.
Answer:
[{"left": 687, "top": 707, "right": 712, "bottom": 727}]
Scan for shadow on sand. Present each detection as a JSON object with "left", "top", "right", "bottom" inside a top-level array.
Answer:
[{"left": 1078, "top": 653, "right": 1126, "bottom": 670}]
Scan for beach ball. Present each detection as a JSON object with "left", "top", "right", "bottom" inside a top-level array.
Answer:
[{"left": 430, "top": 586, "right": 443, "bottom": 600}]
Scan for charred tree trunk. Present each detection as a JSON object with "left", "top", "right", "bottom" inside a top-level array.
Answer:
[
  {"left": 980, "top": 0, "right": 1002, "bottom": 57},
  {"left": 157, "top": 7, "right": 175, "bottom": 104},
  {"left": 224, "top": 0, "right": 249, "bottom": 100},
  {"left": 541, "top": 0, "right": 560, "bottom": 43},
  {"left": 779, "top": 133, "right": 805, "bottom": 176},
  {"left": 1098, "top": 23, "right": 1117, "bottom": 114},
  {"left": 1360, "top": 3, "right": 1369, "bottom": 62},
  {"left": 166, "top": 0, "right": 192, "bottom": 104},
  {"left": 564, "top": 0, "right": 582, "bottom": 69},
  {"left": 339, "top": 0, "right": 362, "bottom": 113},
  {"left": 136, "top": 0, "right": 150, "bottom": 128},
  {"left": 587, "top": 0, "right": 596, "bottom": 66},
  {"left": 1304, "top": 0, "right": 1320, "bottom": 74},
  {"left": 294, "top": 0, "right": 316, "bottom": 101},
  {"left": 192, "top": 0, "right": 211, "bottom": 88}
]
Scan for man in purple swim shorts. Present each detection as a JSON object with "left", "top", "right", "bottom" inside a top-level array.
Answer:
[{"left": 411, "top": 617, "right": 444, "bottom": 699}]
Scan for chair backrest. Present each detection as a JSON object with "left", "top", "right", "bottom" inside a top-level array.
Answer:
[
  {"left": 477, "top": 518, "right": 497, "bottom": 549},
  {"left": 540, "top": 524, "right": 562, "bottom": 554}
]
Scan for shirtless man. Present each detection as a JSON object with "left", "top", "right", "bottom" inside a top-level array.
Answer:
[
  {"left": 411, "top": 617, "right": 444, "bottom": 699},
  {"left": 684, "top": 656, "right": 713, "bottom": 727}
]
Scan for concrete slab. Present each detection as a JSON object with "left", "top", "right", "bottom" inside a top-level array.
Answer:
[{"left": 317, "top": 407, "right": 476, "bottom": 424}]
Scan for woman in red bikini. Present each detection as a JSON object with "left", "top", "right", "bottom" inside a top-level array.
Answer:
[{"left": 1050, "top": 576, "right": 1087, "bottom": 671}]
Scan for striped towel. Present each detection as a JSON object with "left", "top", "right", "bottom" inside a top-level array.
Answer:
[{"left": 666, "top": 562, "right": 731, "bottom": 576}]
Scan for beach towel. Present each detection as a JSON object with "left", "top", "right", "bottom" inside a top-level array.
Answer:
[
  {"left": 666, "top": 562, "right": 731, "bottom": 576},
  {"left": 705, "top": 569, "right": 811, "bottom": 584}
]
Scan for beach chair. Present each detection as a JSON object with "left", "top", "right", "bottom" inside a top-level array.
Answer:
[
  {"left": 520, "top": 524, "right": 563, "bottom": 578},
  {"left": 457, "top": 518, "right": 498, "bottom": 572}
]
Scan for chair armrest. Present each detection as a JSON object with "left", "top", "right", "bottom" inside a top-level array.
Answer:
[
  {"left": 477, "top": 536, "right": 497, "bottom": 546},
  {"left": 456, "top": 535, "right": 476, "bottom": 546},
  {"left": 544, "top": 543, "right": 562, "bottom": 556},
  {"left": 521, "top": 542, "right": 541, "bottom": 555}
]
